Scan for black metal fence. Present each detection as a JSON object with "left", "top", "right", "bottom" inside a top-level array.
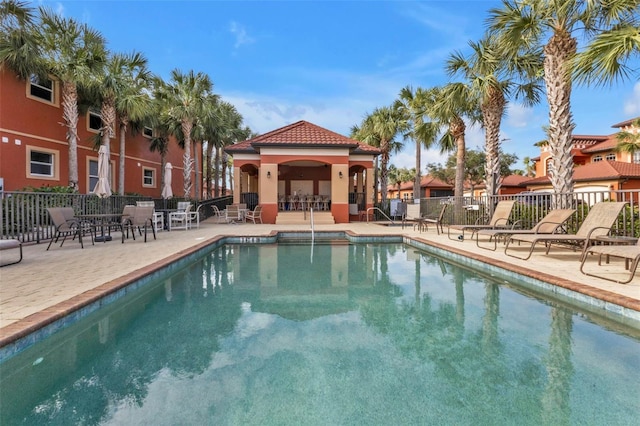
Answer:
[{"left": 0, "top": 192, "right": 233, "bottom": 243}]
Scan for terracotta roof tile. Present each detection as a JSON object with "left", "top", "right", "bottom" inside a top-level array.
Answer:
[
  {"left": 611, "top": 116, "right": 640, "bottom": 128},
  {"left": 581, "top": 134, "right": 618, "bottom": 153},
  {"left": 225, "top": 120, "right": 380, "bottom": 154},
  {"left": 525, "top": 161, "right": 640, "bottom": 185},
  {"left": 387, "top": 175, "right": 453, "bottom": 191},
  {"left": 501, "top": 174, "right": 530, "bottom": 186}
]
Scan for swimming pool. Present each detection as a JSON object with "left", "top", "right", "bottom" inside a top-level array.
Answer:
[{"left": 1, "top": 241, "right": 639, "bottom": 424}]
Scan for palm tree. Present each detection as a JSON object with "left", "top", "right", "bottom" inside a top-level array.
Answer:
[
  {"left": 0, "top": 0, "right": 42, "bottom": 78},
  {"left": 1, "top": 3, "right": 107, "bottom": 191},
  {"left": 522, "top": 156, "right": 536, "bottom": 177},
  {"left": 426, "top": 84, "right": 479, "bottom": 205},
  {"left": 446, "top": 33, "right": 542, "bottom": 197},
  {"left": 352, "top": 106, "right": 407, "bottom": 205},
  {"left": 37, "top": 7, "right": 106, "bottom": 191},
  {"left": 394, "top": 86, "right": 440, "bottom": 201},
  {"left": 163, "top": 69, "right": 213, "bottom": 199},
  {"left": 488, "top": 0, "right": 640, "bottom": 208},
  {"left": 615, "top": 119, "right": 640, "bottom": 161},
  {"left": 89, "top": 51, "right": 150, "bottom": 193}
]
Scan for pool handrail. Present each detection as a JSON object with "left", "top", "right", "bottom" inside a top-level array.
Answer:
[{"left": 366, "top": 207, "right": 395, "bottom": 224}]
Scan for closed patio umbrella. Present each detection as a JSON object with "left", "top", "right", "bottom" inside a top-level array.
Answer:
[
  {"left": 92, "top": 145, "right": 112, "bottom": 198},
  {"left": 161, "top": 162, "right": 173, "bottom": 200}
]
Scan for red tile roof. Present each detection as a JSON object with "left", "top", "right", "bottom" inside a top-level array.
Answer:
[
  {"left": 387, "top": 175, "right": 452, "bottom": 191},
  {"left": 501, "top": 174, "right": 530, "bottom": 186},
  {"left": 225, "top": 120, "right": 380, "bottom": 155},
  {"left": 581, "top": 134, "right": 618, "bottom": 153},
  {"left": 524, "top": 160, "right": 640, "bottom": 185},
  {"left": 611, "top": 117, "right": 640, "bottom": 128}
]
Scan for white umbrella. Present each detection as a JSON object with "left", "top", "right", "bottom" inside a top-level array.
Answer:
[
  {"left": 92, "top": 145, "right": 112, "bottom": 198},
  {"left": 161, "top": 162, "right": 173, "bottom": 199}
]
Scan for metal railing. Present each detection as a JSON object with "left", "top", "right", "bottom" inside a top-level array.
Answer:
[
  {"left": 378, "top": 189, "right": 640, "bottom": 237},
  {"left": 0, "top": 191, "right": 233, "bottom": 243}
]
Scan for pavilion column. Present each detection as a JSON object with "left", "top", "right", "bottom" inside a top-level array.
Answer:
[
  {"left": 366, "top": 167, "right": 374, "bottom": 208},
  {"left": 259, "top": 163, "right": 278, "bottom": 223},
  {"left": 233, "top": 167, "right": 241, "bottom": 204},
  {"left": 331, "top": 163, "right": 349, "bottom": 223}
]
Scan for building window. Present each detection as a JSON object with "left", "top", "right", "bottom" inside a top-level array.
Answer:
[
  {"left": 143, "top": 127, "right": 153, "bottom": 138},
  {"left": 88, "top": 159, "right": 99, "bottom": 192},
  {"left": 87, "top": 157, "right": 113, "bottom": 192},
  {"left": 592, "top": 155, "right": 603, "bottom": 163},
  {"left": 142, "top": 167, "right": 155, "bottom": 187},
  {"left": 88, "top": 110, "right": 103, "bottom": 133},
  {"left": 30, "top": 150, "right": 53, "bottom": 176},
  {"left": 27, "top": 74, "right": 57, "bottom": 105},
  {"left": 26, "top": 146, "right": 59, "bottom": 180},
  {"left": 605, "top": 153, "right": 616, "bottom": 161},
  {"left": 633, "top": 152, "right": 640, "bottom": 164},
  {"left": 545, "top": 158, "right": 553, "bottom": 175}
]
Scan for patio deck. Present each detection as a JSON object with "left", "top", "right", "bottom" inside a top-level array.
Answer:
[{"left": 1, "top": 218, "right": 639, "bottom": 347}]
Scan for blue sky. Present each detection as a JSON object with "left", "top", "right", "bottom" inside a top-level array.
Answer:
[{"left": 41, "top": 0, "right": 640, "bottom": 171}]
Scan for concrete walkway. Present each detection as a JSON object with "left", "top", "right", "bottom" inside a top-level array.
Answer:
[{"left": 1, "top": 219, "right": 639, "bottom": 346}]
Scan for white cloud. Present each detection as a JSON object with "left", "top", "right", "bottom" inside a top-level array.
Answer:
[
  {"left": 505, "top": 103, "right": 535, "bottom": 128},
  {"left": 229, "top": 21, "right": 255, "bottom": 49},
  {"left": 623, "top": 82, "right": 640, "bottom": 116}
]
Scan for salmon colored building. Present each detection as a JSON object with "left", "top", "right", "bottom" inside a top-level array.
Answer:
[
  {"left": 0, "top": 68, "right": 186, "bottom": 195},
  {"left": 529, "top": 117, "right": 640, "bottom": 193},
  {"left": 225, "top": 121, "right": 380, "bottom": 224},
  {"left": 386, "top": 175, "right": 453, "bottom": 200}
]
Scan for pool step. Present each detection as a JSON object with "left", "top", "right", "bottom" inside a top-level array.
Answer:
[{"left": 275, "top": 211, "right": 335, "bottom": 225}]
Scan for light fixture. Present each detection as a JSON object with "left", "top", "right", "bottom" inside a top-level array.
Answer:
[
  {"left": 267, "top": 171, "right": 271, "bottom": 178},
  {"left": 339, "top": 171, "right": 343, "bottom": 179}
]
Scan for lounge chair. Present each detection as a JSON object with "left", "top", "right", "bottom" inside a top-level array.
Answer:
[
  {"left": 504, "top": 202, "right": 627, "bottom": 260},
  {"left": 245, "top": 205, "right": 263, "bottom": 224},
  {"left": 122, "top": 205, "right": 156, "bottom": 242},
  {"left": 402, "top": 204, "right": 425, "bottom": 231},
  {"left": 447, "top": 200, "right": 517, "bottom": 241},
  {"left": 46, "top": 207, "right": 94, "bottom": 250},
  {"left": 0, "top": 239, "right": 22, "bottom": 266},
  {"left": 580, "top": 236, "right": 640, "bottom": 284},
  {"left": 475, "top": 209, "right": 575, "bottom": 251},
  {"left": 423, "top": 203, "right": 448, "bottom": 235}
]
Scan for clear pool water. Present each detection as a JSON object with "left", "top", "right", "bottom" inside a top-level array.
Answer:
[{"left": 1, "top": 242, "right": 639, "bottom": 425}]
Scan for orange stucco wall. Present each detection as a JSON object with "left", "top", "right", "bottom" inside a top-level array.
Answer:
[{"left": 0, "top": 68, "right": 188, "bottom": 196}]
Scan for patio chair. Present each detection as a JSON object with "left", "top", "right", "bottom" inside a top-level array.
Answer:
[
  {"left": 423, "top": 203, "right": 448, "bottom": 235},
  {"left": 46, "top": 207, "right": 94, "bottom": 250},
  {"left": 475, "top": 209, "right": 575, "bottom": 251},
  {"left": 186, "top": 203, "right": 204, "bottom": 229},
  {"left": 169, "top": 202, "right": 192, "bottom": 230},
  {"left": 580, "top": 237, "right": 640, "bottom": 284},
  {"left": 504, "top": 202, "right": 627, "bottom": 260},
  {"left": 136, "top": 201, "right": 163, "bottom": 232},
  {"left": 211, "top": 205, "right": 227, "bottom": 223},
  {"left": 225, "top": 205, "right": 240, "bottom": 223},
  {"left": 447, "top": 200, "right": 517, "bottom": 241},
  {"left": 245, "top": 205, "right": 263, "bottom": 224},
  {"left": 402, "top": 204, "right": 424, "bottom": 231},
  {"left": 122, "top": 205, "right": 156, "bottom": 242}
]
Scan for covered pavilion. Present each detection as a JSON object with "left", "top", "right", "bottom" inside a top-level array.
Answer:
[{"left": 225, "top": 121, "right": 381, "bottom": 224}]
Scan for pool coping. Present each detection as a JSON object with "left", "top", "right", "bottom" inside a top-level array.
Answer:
[{"left": 1, "top": 229, "right": 639, "bottom": 359}]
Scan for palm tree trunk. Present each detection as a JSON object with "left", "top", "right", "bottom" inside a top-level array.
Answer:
[
  {"left": 545, "top": 32, "right": 577, "bottom": 209},
  {"left": 214, "top": 146, "right": 220, "bottom": 197},
  {"left": 118, "top": 118, "right": 128, "bottom": 195},
  {"left": 379, "top": 139, "right": 390, "bottom": 204},
  {"left": 414, "top": 139, "right": 421, "bottom": 200},
  {"left": 482, "top": 90, "right": 505, "bottom": 197},
  {"left": 452, "top": 117, "right": 466, "bottom": 223},
  {"left": 62, "top": 81, "right": 80, "bottom": 191},
  {"left": 194, "top": 140, "right": 201, "bottom": 200},
  {"left": 182, "top": 120, "right": 194, "bottom": 199},
  {"left": 222, "top": 152, "right": 229, "bottom": 196},
  {"left": 205, "top": 141, "right": 213, "bottom": 198}
]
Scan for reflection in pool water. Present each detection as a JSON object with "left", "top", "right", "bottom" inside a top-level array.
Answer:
[{"left": 1, "top": 242, "right": 639, "bottom": 425}]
